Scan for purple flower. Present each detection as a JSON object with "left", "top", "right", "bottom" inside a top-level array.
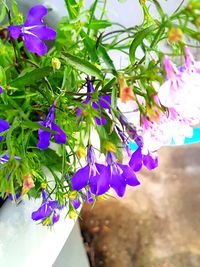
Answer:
[
  {"left": 0, "top": 120, "right": 10, "bottom": 141},
  {"left": 0, "top": 86, "right": 3, "bottom": 94},
  {"left": 183, "top": 46, "right": 200, "bottom": 74},
  {"left": 8, "top": 192, "right": 21, "bottom": 201},
  {"left": 32, "top": 189, "right": 61, "bottom": 225},
  {"left": 32, "top": 200, "right": 60, "bottom": 225},
  {"left": 72, "top": 190, "right": 94, "bottom": 210},
  {"left": 99, "top": 152, "right": 140, "bottom": 197},
  {"left": 0, "top": 154, "right": 21, "bottom": 181},
  {"left": 71, "top": 146, "right": 106, "bottom": 194},
  {"left": 37, "top": 104, "right": 66, "bottom": 150},
  {"left": 77, "top": 79, "right": 111, "bottom": 125},
  {"left": 72, "top": 198, "right": 81, "bottom": 209},
  {"left": 0, "top": 154, "right": 21, "bottom": 165},
  {"left": 8, "top": 5, "right": 56, "bottom": 56},
  {"left": 129, "top": 147, "right": 158, "bottom": 172}
]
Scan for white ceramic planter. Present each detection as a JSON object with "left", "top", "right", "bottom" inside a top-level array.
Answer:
[{"left": 0, "top": 198, "right": 89, "bottom": 267}]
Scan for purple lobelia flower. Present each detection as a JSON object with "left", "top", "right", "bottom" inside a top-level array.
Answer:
[
  {"left": 77, "top": 79, "right": 111, "bottom": 125},
  {"left": 0, "top": 120, "right": 10, "bottom": 141},
  {"left": 32, "top": 189, "right": 61, "bottom": 225},
  {"left": 37, "top": 104, "right": 66, "bottom": 150},
  {"left": 8, "top": 5, "right": 56, "bottom": 56},
  {"left": 8, "top": 192, "right": 21, "bottom": 202},
  {"left": 72, "top": 198, "right": 81, "bottom": 209},
  {"left": 97, "top": 151, "right": 140, "bottom": 197},
  {"left": 72, "top": 190, "right": 94, "bottom": 209},
  {"left": 71, "top": 146, "right": 106, "bottom": 194},
  {"left": 129, "top": 137, "right": 158, "bottom": 172},
  {"left": 0, "top": 86, "right": 3, "bottom": 94},
  {"left": 0, "top": 154, "right": 21, "bottom": 164}
]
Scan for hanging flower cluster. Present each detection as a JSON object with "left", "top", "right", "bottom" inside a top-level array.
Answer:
[{"left": 0, "top": 1, "right": 199, "bottom": 226}]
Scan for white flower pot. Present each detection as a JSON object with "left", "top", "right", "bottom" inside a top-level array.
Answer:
[{"left": 0, "top": 198, "right": 89, "bottom": 267}]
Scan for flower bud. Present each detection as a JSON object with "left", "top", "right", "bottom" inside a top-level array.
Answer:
[
  {"left": 22, "top": 174, "right": 35, "bottom": 194},
  {"left": 195, "top": 17, "right": 200, "bottom": 27},
  {"left": 139, "top": 0, "right": 146, "bottom": 5},
  {"left": 104, "top": 141, "right": 117, "bottom": 153},
  {"left": 69, "top": 210, "right": 77, "bottom": 220},
  {"left": 118, "top": 76, "right": 134, "bottom": 103},
  {"left": 52, "top": 57, "right": 61, "bottom": 70},
  {"left": 96, "top": 194, "right": 109, "bottom": 200},
  {"left": 76, "top": 146, "right": 87, "bottom": 158},
  {"left": 68, "top": 191, "right": 77, "bottom": 200},
  {"left": 82, "top": 109, "right": 89, "bottom": 117},
  {"left": 168, "top": 27, "right": 183, "bottom": 43},
  {"left": 41, "top": 182, "right": 47, "bottom": 189},
  {"left": 146, "top": 106, "right": 161, "bottom": 122}
]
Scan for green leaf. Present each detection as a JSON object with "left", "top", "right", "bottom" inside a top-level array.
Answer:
[
  {"left": 10, "top": 67, "right": 52, "bottom": 87},
  {"left": 23, "top": 121, "right": 58, "bottom": 134},
  {"left": 97, "top": 44, "right": 117, "bottom": 75},
  {"left": 64, "top": 0, "right": 82, "bottom": 19},
  {"left": 151, "top": 0, "right": 165, "bottom": 19},
  {"left": 0, "top": 66, "right": 6, "bottom": 85},
  {"left": 0, "top": 4, "right": 6, "bottom": 23},
  {"left": 63, "top": 52, "right": 104, "bottom": 79},
  {"left": 11, "top": 0, "right": 19, "bottom": 17},
  {"left": 85, "top": 19, "right": 112, "bottom": 30},
  {"left": 80, "top": 30, "right": 99, "bottom": 62},
  {"left": 102, "top": 77, "right": 117, "bottom": 93},
  {"left": 129, "top": 24, "right": 157, "bottom": 65}
]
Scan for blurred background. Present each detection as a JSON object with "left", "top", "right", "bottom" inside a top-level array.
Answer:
[
  {"left": 80, "top": 143, "right": 200, "bottom": 267},
  {"left": 12, "top": 0, "right": 200, "bottom": 266}
]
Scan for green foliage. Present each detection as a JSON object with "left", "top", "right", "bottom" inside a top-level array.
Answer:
[{"left": 0, "top": 0, "right": 199, "bottom": 208}]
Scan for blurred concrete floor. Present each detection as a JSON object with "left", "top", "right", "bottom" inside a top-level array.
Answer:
[{"left": 80, "top": 144, "right": 200, "bottom": 267}]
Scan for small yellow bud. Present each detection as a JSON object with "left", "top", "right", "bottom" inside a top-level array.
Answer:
[
  {"left": 139, "top": 0, "right": 146, "bottom": 5},
  {"left": 195, "top": 17, "right": 200, "bottom": 27},
  {"left": 52, "top": 57, "right": 61, "bottom": 70},
  {"left": 96, "top": 194, "right": 109, "bottom": 200},
  {"left": 76, "top": 146, "right": 87, "bottom": 159},
  {"left": 168, "top": 27, "right": 183, "bottom": 43},
  {"left": 69, "top": 210, "right": 77, "bottom": 220},
  {"left": 41, "top": 182, "right": 47, "bottom": 189},
  {"left": 104, "top": 141, "right": 117, "bottom": 153},
  {"left": 82, "top": 109, "right": 89, "bottom": 117},
  {"left": 68, "top": 191, "right": 77, "bottom": 200}
]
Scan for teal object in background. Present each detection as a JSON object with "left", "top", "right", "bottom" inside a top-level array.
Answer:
[
  {"left": 129, "top": 128, "right": 200, "bottom": 152},
  {"left": 170, "top": 128, "right": 200, "bottom": 145}
]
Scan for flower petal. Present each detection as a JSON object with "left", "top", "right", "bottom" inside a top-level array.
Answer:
[
  {"left": 28, "top": 25, "right": 56, "bottom": 40},
  {"left": 37, "top": 123, "right": 51, "bottom": 150},
  {"left": 0, "top": 86, "right": 3, "bottom": 94},
  {"left": 52, "top": 210, "right": 60, "bottom": 224},
  {"left": 118, "top": 163, "right": 140, "bottom": 186},
  {"left": 72, "top": 198, "right": 81, "bottom": 209},
  {"left": 94, "top": 116, "right": 106, "bottom": 125},
  {"left": 8, "top": 25, "right": 22, "bottom": 39},
  {"left": 23, "top": 33, "right": 47, "bottom": 56},
  {"left": 71, "top": 164, "right": 90, "bottom": 191},
  {"left": 110, "top": 166, "right": 126, "bottom": 197},
  {"left": 0, "top": 120, "right": 10, "bottom": 140},
  {"left": 99, "top": 95, "right": 111, "bottom": 111},
  {"left": 129, "top": 148, "right": 143, "bottom": 172},
  {"left": 32, "top": 200, "right": 58, "bottom": 221},
  {"left": 143, "top": 151, "right": 158, "bottom": 170},
  {"left": 24, "top": 5, "right": 48, "bottom": 26},
  {"left": 0, "top": 120, "right": 10, "bottom": 133},
  {"left": 52, "top": 123, "right": 66, "bottom": 145},
  {"left": 90, "top": 164, "right": 110, "bottom": 195}
]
